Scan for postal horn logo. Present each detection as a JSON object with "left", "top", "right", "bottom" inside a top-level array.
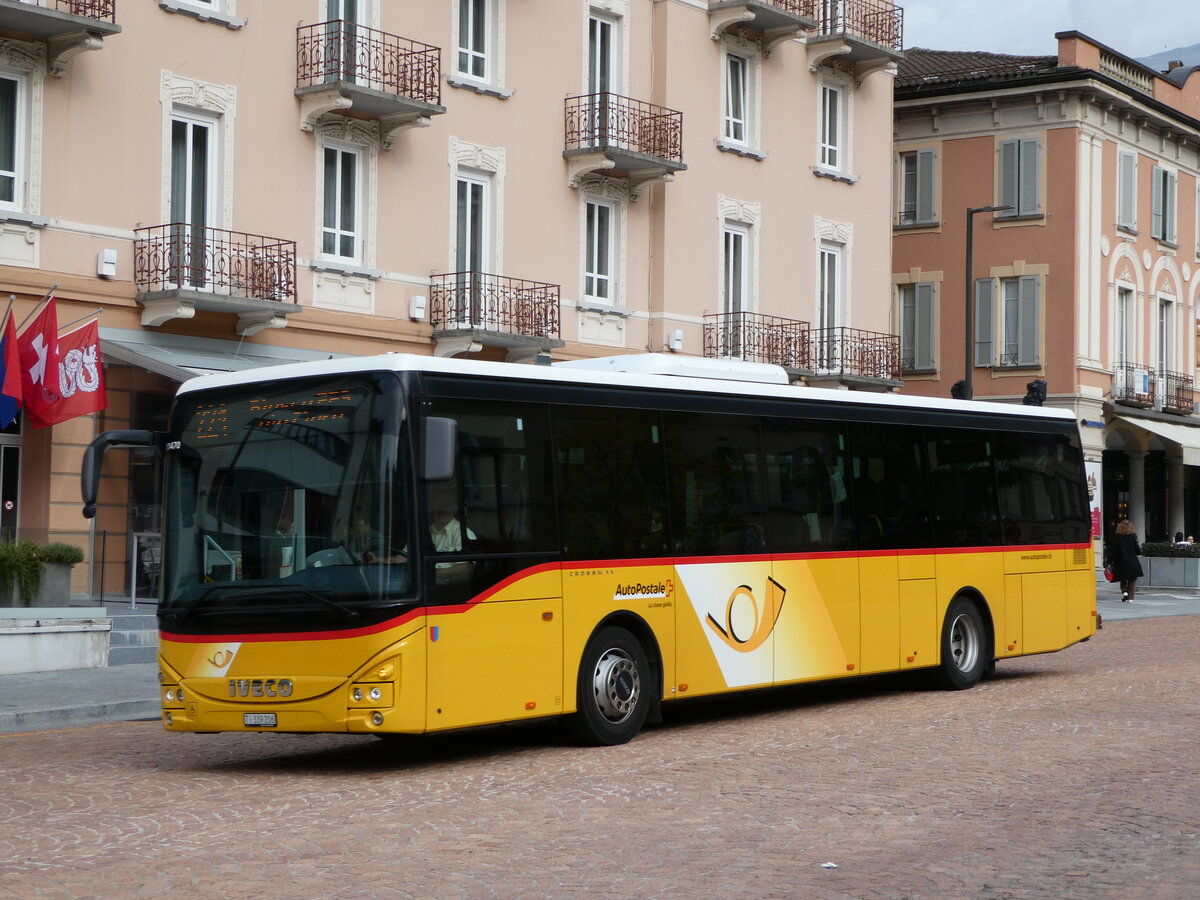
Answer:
[
  {"left": 207, "top": 648, "right": 237, "bottom": 669},
  {"left": 706, "top": 577, "right": 786, "bottom": 653}
]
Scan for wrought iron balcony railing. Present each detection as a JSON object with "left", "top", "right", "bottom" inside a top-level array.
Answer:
[
  {"left": 430, "top": 272, "right": 561, "bottom": 338},
  {"left": 296, "top": 21, "right": 441, "bottom": 105},
  {"left": 1161, "top": 370, "right": 1195, "bottom": 414},
  {"left": 703, "top": 312, "right": 811, "bottom": 369},
  {"left": 815, "top": 0, "right": 903, "bottom": 51},
  {"left": 134, "top": 224, "right": 297, "bottom": 304},
  {"left": 809, "top": 326, "right": 900, "bottom": 381},
  {"left": 48, "top": 0, "right": 116, "bottom": 22},
  {"left": 564, "top": 93, "right": 684, "bottom": 166},
  {"left": 1114, "top": 363, "right": 1195, "bottom": 414}
]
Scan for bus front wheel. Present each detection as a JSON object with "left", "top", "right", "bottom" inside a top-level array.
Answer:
[
  {"left": 571, "top": 627, "right": 651, "bottom": 746},
  {"left": 935, "top": 597, "right": 988, "bottom": 690}
]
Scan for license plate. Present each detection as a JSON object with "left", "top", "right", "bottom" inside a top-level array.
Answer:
[{"left": 244, "top": 713, "right": 277, "bottom": 727}]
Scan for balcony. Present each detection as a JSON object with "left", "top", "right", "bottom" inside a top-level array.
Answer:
[
  {"left": 0, "top": 0, "right": 121, "bottom": 76},
  {"left": 806, "top": 0, "right": 903, "bottom": 74},
  {"left": 564, "top": 93, "right": 686, "bottom": 197},
  {"left": 703, "top": 311, "right": 811, "bottom": 369},
  {"left": 134, "top": 225, "right": 299, "bottom": 336},
  {"left": 708, "top": 1, "right": 817, "bottom": 51},
  {"left": 430, "top": 272, "right": 564, "bottom": 362},
  {"left": 296, "top": 21, "right": 446, "bottom": 148},
  {"left": 1113, "top": 363, "right": 1195, "bottom": 415},
  {"left": 806, "top": 326, "right": 902, "bottom": 390}
]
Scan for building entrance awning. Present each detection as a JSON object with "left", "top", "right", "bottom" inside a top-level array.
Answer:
[
  {"left": 99, "top": 326, "right": 341, "bottom": 382},
  {"left": 1113, "top": 414, "right": 1200, "bottom": 466}
]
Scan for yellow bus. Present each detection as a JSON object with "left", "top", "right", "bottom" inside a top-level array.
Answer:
[{"left": 83, "top": 353, "right": 1096, "bottom": 745}]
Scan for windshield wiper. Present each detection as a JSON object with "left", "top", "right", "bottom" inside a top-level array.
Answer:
[{"left": 164, "top": 584, "right": 360, "bottom": 624}]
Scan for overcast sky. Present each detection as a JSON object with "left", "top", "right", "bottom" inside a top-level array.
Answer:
[{"left": 902, "top": 0, "right": 1200, "bottom": 59}]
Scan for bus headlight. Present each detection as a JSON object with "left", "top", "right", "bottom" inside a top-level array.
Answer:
[
  {"left": 348, "top": 683, "right": 392, "bottom": 708},
  {"left": 162, "top": 685, "right": 184, "bottom": 709}
]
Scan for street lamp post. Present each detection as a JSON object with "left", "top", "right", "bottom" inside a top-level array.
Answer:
[{"left": 962, "top": 205, "right": 1012, "bottom": 400}]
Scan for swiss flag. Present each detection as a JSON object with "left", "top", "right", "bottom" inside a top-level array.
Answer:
[
  {"left": 37, "top": 318, "right": 107, "bottom": 427},
  {"left": 17, "top": 298, "right": 60, "bottom": 427}
]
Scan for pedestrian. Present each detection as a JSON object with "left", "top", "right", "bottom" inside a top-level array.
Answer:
[{"left": 1107, "top": 519, "right": 1143, "bottom": 602}]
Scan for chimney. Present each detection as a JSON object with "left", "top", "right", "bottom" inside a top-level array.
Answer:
[{"left": 1168, "top": 60, "right": 1184, "bottom": 71}]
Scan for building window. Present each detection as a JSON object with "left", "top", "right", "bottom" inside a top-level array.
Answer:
[
  {"left": 1000, "top": 275, "right": 1040, "bottom": 367},
  {"left": 899, "top": 149, "right": 935, "bottom": 226},
  {"left": 584, "top": 198, "right": 613, "bottom": 302},
  {"left": 820, "top": 83, "right": 842, "bottom": 170},
  {"left": 1115, "top": 286, "right": 1132, "bottom": 367},
  {"left": 819, "top": 242, "right": 841, "bottom": 329},
  {"left": 998, "top": 138, "right": 1041, "bottom": 218},
  {"left": 322, "top": 144, "right": 360, "bottom": 261},
  {"left": 456, "top": 172, "right": 490, "bottom": 274},
  {"left": 458, "top": 0, "right": 489, "bottom": 80},
  {"left": 724, "top": 53, "right": 748, "bottom": 144},
  {"left": 1157, "top": 298, "right": 1173, "bottom": 373},
  {"left": 900, "top": 282, "right": 935, "bottom": 371},
  {"left": 1152, "top": 165, "right": 1177, "bottom": 244},
  {"left": 723, "top": 223, "right": 749, "bottom": 315},
  {"left": 1117, "top": 150, "right": 1137, "bottom": 233},
  {"left": 0, "top": 73, "right": 24, "bottom": 209}
]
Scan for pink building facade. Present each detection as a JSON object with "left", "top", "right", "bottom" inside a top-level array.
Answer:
[
  {"left": 893, "top": 32, "right": 1200, "bottom": 553},
  {"left": 0, "top": 0, "right": 902, "bottom": 601}
]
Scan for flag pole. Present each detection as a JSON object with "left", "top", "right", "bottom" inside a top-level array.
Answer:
[
  {"left": 15, "top": 283, "right": 59, "bottom": 333},
  {"left": 57, "top": 308, "right": 104, "bottom": 334}
]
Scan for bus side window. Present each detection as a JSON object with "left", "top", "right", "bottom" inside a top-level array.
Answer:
[
  {"left": 995, "top": 429, "right": 1090, "bottom": 545},
  {"left": 552, "top": 407, "right": 669, "bottom": 561},
  {"left": 663, "top": 412, "right": 766, "bottom": 558},
  {"left": 764, "top": 417, "right": 850, "bottom": 553},
  {"left": 845, "top": 423, "right": 930, "bottom": 551},
  {"left": 927, "top": 431, "right": 1001, "bottom": 548}
]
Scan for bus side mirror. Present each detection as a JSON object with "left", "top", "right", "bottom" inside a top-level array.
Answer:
[
  {"left": 422, "top": 417, "right": 457, "bottom": 482},
  {"left": 81, "top": 430, "right": 163, "bottom": 519}
]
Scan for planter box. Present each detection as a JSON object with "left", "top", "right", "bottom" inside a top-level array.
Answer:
[
  {"left": 1143, "top": 556, "right": 1200, "bottom": 587},
  {"left": 0, "top": 609, "right": 111, "bottom": 674},
  {"left": 1, "top": 562, "right": 75, "bottom": 608}
]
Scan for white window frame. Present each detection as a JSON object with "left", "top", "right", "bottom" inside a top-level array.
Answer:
[
  {"left": 457, "top": 0, "right": 490, "bottom": 82},
  {"left": 819, "top": 82, "right": 844, "bottom": 171},
  {"left": 1117, "top": 149, "right": 1137, "bottom": 233},
  {"left": 998, "top": 137, "right": 1041, "bottom": 218},
  {"left": 900, "top": 282, "right": 935, "bottom": 372},
  {"left": 999, "top": 275, "right": 1040, "bottom": 367},
  {"left": 1152, "top": 165, "right": 1178, "bottom": 245},
  {"left": 321, "top": 141, "right": 362, "bottom": 263},
  {"left": 1157, "top": 296, "right": 1174, "bottom": 374},
  {"left": 584, "top": 196, "right": 615, "bottom": 303},
  {"left": 0, "top": 70, "right": 27, "bottom": 212},
  {"left": 455, "top": 170, "right": 492, "bottom": 275},
  {"left": 1115, "top": 285, "right": 1132, "bottom": 367},
  {"left": 722, "top": 222, "right": 750, "bottom": 316},
  {"left": 159, "top": 0, "right": 244, "bottom": 29},
  {"left": 724, "top": 52, "right": 748, "bottom": 145},
  {"left": 819, "top": 242, "right": 842, "bottom": 330},
  {"left": 898, "top": 149, "right": 936, "bottom": 226}
]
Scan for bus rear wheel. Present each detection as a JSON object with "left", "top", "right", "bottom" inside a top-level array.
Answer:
[
  {"left": 571, "top": 627, "right": 651, "bottom": 746},
  {"left": 935, "top": 597, "right": 988, "bottom": 690}
]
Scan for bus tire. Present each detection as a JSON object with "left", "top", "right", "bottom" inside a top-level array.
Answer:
[
  {"left": 935, "top": 597, "right": 987, "bottom": 690},
  {"left": 571, "top": 626, "right": 651, "bottom": 746}
]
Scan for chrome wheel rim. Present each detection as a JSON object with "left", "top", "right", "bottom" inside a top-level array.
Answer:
[
  {"left": 591, "top": 647, "right": 640, "bottom": 724},
  {"left": 948, "top": 612, "right": 981, "bottom": 674}
]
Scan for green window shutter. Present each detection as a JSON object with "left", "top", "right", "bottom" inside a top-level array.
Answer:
[{"left": 974, "top": 278, "right": 994, "bottom": 367}]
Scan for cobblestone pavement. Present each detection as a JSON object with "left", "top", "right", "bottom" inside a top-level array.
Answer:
[{"left": 1, "top": 616, "right": 1197, "bottom": 900}]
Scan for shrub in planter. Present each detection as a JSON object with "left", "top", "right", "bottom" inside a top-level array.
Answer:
[
  {"left": 1139, "top": 542, "right": 1200, "bottom": 558},
  {"left": 0, "top": 541, "right": 86, "bottom": 605}
]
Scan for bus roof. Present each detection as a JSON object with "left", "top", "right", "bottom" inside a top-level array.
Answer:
[{"left": 174, "top": 352, "right": 1075, "bottom": 422}]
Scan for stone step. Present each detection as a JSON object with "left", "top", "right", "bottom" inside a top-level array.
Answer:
[
  {"left": 105, "top": 612, "right": 160, "bottom": 667},
  {"left": 106, "top": 645, "right": 159, "bottom": 666}
]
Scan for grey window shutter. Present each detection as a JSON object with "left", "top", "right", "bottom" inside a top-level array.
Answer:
[
  {"left": 1118, "top": 151, "right": 1136, "bottom": 229},
  {"left": 916, "top": 149, "right": 935, "bottom": 223},
  {"left": 1018, "top": 139, "right": 1040, "bottom": 215},
  {"left": 915, "top": 282, "right": 935, "bottom": 369},
  {"left": 1167, "top": 170, "right": 1178, "bottom": 243},
  {"left": 1152, "top": 166, "right": 1164, "bottom": 239},
  {"left": 999, "top": 140, "right": 1018, "bottom": 216},
  {"left": 1018, "top": 275, "right": 1040, "bottom": 366},
  {"left": 975, "top": 278, "right": 994, "bottom": 366}
]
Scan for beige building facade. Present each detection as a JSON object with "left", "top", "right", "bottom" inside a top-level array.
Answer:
[
  {"left": 893, "top": 32, "right": 1200, "bottom": 551},
  {"left": 0, "top": 0, "right": 903, "bottom": 600}
]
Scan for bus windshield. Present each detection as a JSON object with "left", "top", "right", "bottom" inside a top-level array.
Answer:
[{"left": 159, "top": 373, "right": 413, "bottom": 635}]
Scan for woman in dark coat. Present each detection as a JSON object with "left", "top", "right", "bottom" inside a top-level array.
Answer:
[{"left": 1108, "top": 519, "right": 1143, "bottom": 602}]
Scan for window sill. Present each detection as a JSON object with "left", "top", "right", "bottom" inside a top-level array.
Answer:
[
  {"left": 716, "top": 140, "right": 767, "bottom": 161},
  {"left": 577, "top": 299, "right": 631, "bottom": 317},
  {"left": 446, "top": 75, "right": 512, "bottom": 100},
  {"left": 894, "top": 219, "right": 939, "bottom": 231},
  {"left": 310, "top": 259, "right": 384, "bottom": 280},
  {"left": 901, "top": 367, "right": 938, "bottom": 376},
  {"left": 996, "top": 363, "right": 1043, "bottom": 372},
  {"left": 0, "top": 210, "right": 49, "bottom": 229},
  {"left": 811, "top": 166, "right": 857, "bottom": 184},
  {"left": 995, "top": 213, "right": 1044, "bottom": 223},
  {"left": 158, "top": 0, "right": 245, "bottom": 29},
  {"left": 1117, "top": 224, "right": 1138, "bottom": 237},
  {"left": 1156, "top": 238, "right": 1179, "bottom": 251}
]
